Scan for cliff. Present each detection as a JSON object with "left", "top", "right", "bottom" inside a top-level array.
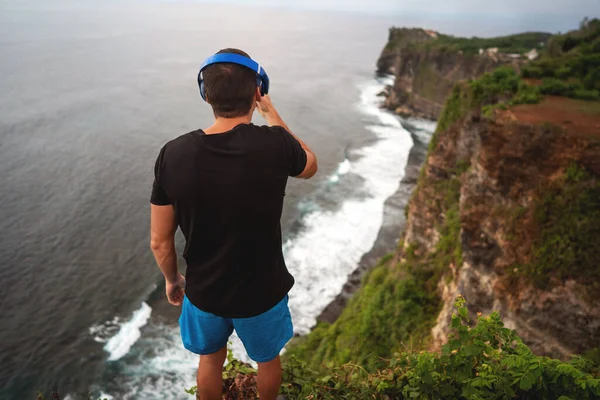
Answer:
[
  {"left": 285, "top": 19, "right": 600, "bottom": 372},
  {"left": 409, "top": 94, "right": 600, "bottom": 358},
  {"left": 377, "top": 28, "right": 550, "bottom": 119}
]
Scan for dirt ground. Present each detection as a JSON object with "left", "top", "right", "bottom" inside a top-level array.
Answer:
[{"left": 499, "top": 96, "right": 600, "bottom": 138}]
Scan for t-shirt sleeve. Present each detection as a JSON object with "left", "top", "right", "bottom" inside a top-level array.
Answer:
[
  {"left": 280, "top": 128, "right": 307, "bottom": 177},
  {"left": 150, "top": 145, "right": 172, "bottom": 205}
]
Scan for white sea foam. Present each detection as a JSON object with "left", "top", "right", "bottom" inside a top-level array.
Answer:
[
  {"left": 380, "top": 74, "right": 396, "bottom": 87},
  {"left": 285, "top": 77, "right": 414, "bottom": 334},
  {"left": 328, "top": 158, "right": 352, "bottom": 183},
  {"left": 403, "top": 118, "right": 437, "bottom": 144},
  {"left": 104, "top": 302, "right": 152, "bottom": 361},
  {"left": 407, "top": 118, "right": 437, "bottom": 133},
  {"left": 95, "top": 326, "right": 200, "bottom": 400},
  {"left": 89, "top": 316, "right": 121, "bottom": 343}
]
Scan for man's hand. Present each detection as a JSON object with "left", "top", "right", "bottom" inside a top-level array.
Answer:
[
  {"left": 165, "top": 273, "right": 186, "bottom": 306},
  {"left": 256, "top": 94, "right": 278, "bottom": 122}
]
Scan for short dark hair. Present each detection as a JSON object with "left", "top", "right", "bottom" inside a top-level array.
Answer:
[{"left": 203, "top": 48, "right": 257, "bottom": 118}]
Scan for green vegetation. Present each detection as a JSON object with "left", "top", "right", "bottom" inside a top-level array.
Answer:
[
  {"left": 384, "top": 29, "right": 550, "bottom": 56},
  {"left": 432, "top": 32, "right": 551, "bottom": 55},
  {"left": 412, "top": 62, "right": 445, "bottom": 101},
  {"left": 185, "top": 346, "right": 259, "bottom": 399},
  {"left": 188, "top": 297, "right": 600, "bottom": 399},
  {"left": 285, "top": 150, "right": 468, "bottom": 373},
  {"left": 516, "top": 163, "right": 600, "bottom": 290},
  {"left": 522, "top": 18, "right": 600, "bottom": 100},
  {"left": 434, "top": 83, "right": 474, "bottom": 136},
  {"left": 284, "top": 254, "right": 440, "bottom": 371},
  {"left": 433, "top": 66, "right": 542, "bottom": 139},
  {"left": 540, "top": 78, "right": 600, "bottom": 100}
]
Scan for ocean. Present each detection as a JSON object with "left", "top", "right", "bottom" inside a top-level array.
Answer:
[{"left": 0, "top": 1, "right": 436, "bottom": 399}]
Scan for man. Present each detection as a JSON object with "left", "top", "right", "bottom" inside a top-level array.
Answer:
[{"left": 149, "top": 48, "right": 317, "bottom": 400}]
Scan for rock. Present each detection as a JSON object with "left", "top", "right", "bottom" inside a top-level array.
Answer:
[
  {"left": 405, "top": 116, "right": 600, "bottom": 359},
  {"left": 394, "top": 106, "right": 413, "bottom": 117}
]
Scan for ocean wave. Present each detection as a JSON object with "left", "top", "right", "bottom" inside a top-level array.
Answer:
[
  {"left": 89, "top": 316, "right": 121, "bottom": 344},
  {"left": 284, "top": 77, "right": 414, "bottom": 334},
  {"left": 328, "top": 158, "right": 352, "bottom": 183},
  {"left": 103, "top": 302, "right": 152, "bottom": 361}
]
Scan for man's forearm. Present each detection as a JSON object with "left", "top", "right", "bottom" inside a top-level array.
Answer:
[{"left": 151, "top": 241, "right": 179, "bottom": 283}]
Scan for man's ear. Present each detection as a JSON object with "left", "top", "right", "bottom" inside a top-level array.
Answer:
[{"left": 255, "top": 87, "right": 262, "bottom": 102}]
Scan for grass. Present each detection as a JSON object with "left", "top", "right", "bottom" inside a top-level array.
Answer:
[
  {"left": 431, "top": 66, "right": 544, "bottom": 143},
  {"left": 575, "top": 100, "right": 600, "bottom": 116},
  {"left": 284, "top": 255, "right": 441, "bottom": 371},
  {"left": 432, "top": 32, "right": 551, "bottom": 55},
  {"left": 383, "top": 29, "right": 551, "bottom": 57}
]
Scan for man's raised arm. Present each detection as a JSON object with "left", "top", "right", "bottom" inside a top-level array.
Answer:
[{"left": 256, "top": 95, "right": 318, "bottom": 179}]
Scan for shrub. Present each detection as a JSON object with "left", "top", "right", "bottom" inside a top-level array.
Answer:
[
  {"left": 540, "top": 78, "right": 571, "bottom": 95},
  {"left": 573, "top": 89, "right": 600, "bottom": 101},
  {"left": 201, "top": 297, "right": 600, "bottom": 399},
  {"left": 583, "top": 69, "right": 600, "bottom": 90},
  {"left": 522, "top": 66, "right": 543, "bottom": 78},
  {"left": 511, "top": 82, "right": 542, "bottom": 105},
  {"left": 556, "top": 66, "right": 573, "bottom": 79}
]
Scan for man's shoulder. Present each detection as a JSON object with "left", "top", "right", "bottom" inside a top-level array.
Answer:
[
  {"left": 243, "top": 124, "right": 291, "bottom": 143},
  {"left": 162, "top": 130, "right": 200, "bottom": 154},
  {"left": 242, "top": 123, "right": 285, "bottom": 135}
]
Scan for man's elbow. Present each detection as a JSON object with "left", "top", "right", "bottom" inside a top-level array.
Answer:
[
  {"left": 302, "top": 162, "right": 318, "bottom": 179},
  {"left": 296, "top": 160, "right": 318, "bottom": 179},
  {"left": 150, "top": 238, "right": 174, "bottom": 253}
]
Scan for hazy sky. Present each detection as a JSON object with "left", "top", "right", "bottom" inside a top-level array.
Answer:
[
  {"left": 215, "top": 0, "right": 598, "bottom": 16},
  {"left": 188, "top": 0, "right": 598, "bottom": 34}
]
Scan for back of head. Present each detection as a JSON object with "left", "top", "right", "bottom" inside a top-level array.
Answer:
[{"left": 202, "top": 48, "right": 257, "bottom": 118}]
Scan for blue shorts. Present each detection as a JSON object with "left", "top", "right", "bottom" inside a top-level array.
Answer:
[{"left": 179, "top": 295, "right": 293, "bottom": 363}]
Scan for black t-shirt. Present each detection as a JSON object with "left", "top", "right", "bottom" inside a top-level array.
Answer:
[{"left": 150, "top": 123, "right": 307, "bottom": 318}]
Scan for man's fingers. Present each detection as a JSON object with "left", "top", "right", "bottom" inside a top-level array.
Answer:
[
  {"left": 167, "top": 286, "right": 184, "bottom": 306},
  {"left": 169, "top": 297, "right": 182, "bottom": 306}
]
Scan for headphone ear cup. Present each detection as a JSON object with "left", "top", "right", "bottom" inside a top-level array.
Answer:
[
  {"left": 256, "top": 76, "right": 265, "bottom": 96},
  {"left": 199, "top": 79, "right": 206, "bottom": 101},
  {"left": 261, "top": 76, "right": 269, "bottom": 96}
]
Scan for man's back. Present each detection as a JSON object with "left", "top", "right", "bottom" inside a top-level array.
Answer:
[
  {"left": 151, "top": 123, "right": 306, "bottom": 317},
  {"left": 150, "top": 48, "right": 317, "bottom": 400}
]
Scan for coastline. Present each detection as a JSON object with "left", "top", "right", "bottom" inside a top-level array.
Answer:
[{"left": 316, "top": 118, "right": 433, "bottom": 324}]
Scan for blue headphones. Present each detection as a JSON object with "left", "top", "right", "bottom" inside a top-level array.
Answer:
[{"left": 197, "top": 53, "right": 270, "bottom": 102}]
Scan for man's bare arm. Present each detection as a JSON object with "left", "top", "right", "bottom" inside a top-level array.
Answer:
[
  {"left": 150, "top": 204, "right": 185, "bottom": 306},
  {"left": 256, "top": 95, "right": 318, "bottom": 179}
]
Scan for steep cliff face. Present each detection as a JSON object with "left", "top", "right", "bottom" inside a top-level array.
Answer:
[
  {"left": 377, "top": 28, "right": 530, "bottom": 119},
  {"left": 285, "top": 25, "right": 597, "bottom": 373},
  {"left": 404, "top": 96, "right": 600, "bottom": 358}
]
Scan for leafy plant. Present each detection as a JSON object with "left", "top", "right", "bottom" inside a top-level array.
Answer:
[
  {"left": 204, "top": 298, "right": 600, "bottom": 399},
  {"left": 185, "top": 345, "right": 257, "bottom": 397}
]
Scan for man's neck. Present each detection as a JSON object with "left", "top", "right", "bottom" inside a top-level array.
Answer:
[{"left": 204, "top": 115, "right": 252, "bottom": 135}]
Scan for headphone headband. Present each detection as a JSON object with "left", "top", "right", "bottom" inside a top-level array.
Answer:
[{"left": 198, "top": 53, "right": 270, "bottom": 101}]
